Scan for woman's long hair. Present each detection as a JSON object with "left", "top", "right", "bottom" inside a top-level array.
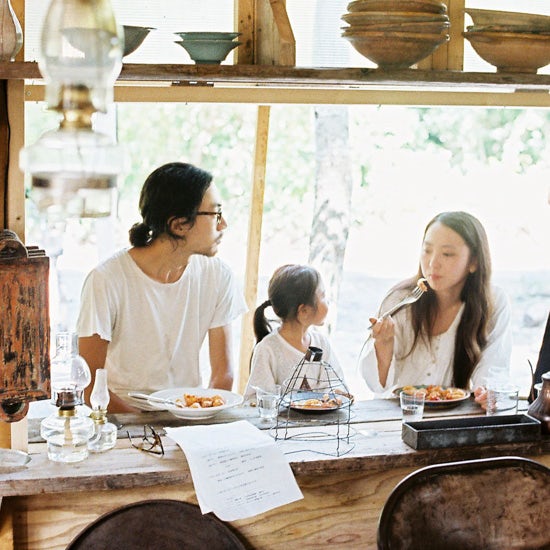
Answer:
[
  {"left": 253, "top": 264, "right": 320, "bottom": 343},
  {"left": 397, "top": 211, "right": 493, "bottom": 388},
  {"left": 128, "top": 162, "right": 213, "bottom": 247}
]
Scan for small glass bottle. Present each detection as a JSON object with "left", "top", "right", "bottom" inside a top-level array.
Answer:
[
  {"left": 88, "top": 369, "right": 117, "bottom": 452},
  {"left": 40, "top": 332, "right": 94, "bottom": 463}
]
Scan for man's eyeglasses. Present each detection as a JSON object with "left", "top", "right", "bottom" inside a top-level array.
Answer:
[
  {"left": 127, "top": 425, "right": 164, "bottom": 456},
  {"left": 196, "top": 210, "right": 223, "bottom": 224}
]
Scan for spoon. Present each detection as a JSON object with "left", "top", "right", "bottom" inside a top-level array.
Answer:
[{"left": 127, "top": 392, "right": 178, "bottom": 407}]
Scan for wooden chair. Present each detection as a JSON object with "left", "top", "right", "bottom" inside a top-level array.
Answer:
[
  {"left": 377, "top": 456, "right": 550, "bottom": 550},
  {"left": 66, "top": 499, "right": 248, "bottom": 549}
]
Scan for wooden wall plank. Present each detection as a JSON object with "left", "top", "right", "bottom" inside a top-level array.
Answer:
[
  {"left": 238, "top": 105, "right": 270, "bottom": 393},
  {"left": 255, "top": 0, "right": 295, "bottom": 66},
  {"left": 6, "top": 79, "right": 24, "bottom": 238},
  {"left": 236, "top": 0, "right": 255, "bottom": 65}
]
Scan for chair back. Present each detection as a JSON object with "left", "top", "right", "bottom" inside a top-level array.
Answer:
[
  {"left": 377, "top": 456, "right": 550, "bottom": 550},
  {"left": 66, "top": 499, "right": 247, "bottom": 549}
]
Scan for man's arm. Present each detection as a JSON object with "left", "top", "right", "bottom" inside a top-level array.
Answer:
[
  {"left": 79, "top": 334, "right": 139, "bottom": 413},
  {"left": 207, "top": 325, "right": 234, "bottom": 390}
]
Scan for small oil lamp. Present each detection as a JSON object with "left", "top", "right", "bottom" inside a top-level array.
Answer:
[
  {"left": 40, "top": 332, "right": 94, "bottom": 463},
  {"left": 88, "top": 369, "right": 117, "bottom": 452}
]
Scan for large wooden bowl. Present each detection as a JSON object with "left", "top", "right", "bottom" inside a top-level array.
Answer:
[
  {"left": 465, "top": 8, "right": 550, "bottom": 32},
  {"left": 344, "top": 31, "right": 449, "bottom": 70},
  {"left": 463, "top": 30, "right": 550, "bottom": 74},
  {"left": 342, "top": 20, "right": 450, "bottom": 35},
  {"left": 342, "top": 11, "right": 449, "bottom": 25},
  {"left": 347, "top": 0, "right": 447, "bottom": 15}
]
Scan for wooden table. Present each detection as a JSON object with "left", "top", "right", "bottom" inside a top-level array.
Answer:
[{"left": 2, "top": 398, "right": 548, "bottom": 549}]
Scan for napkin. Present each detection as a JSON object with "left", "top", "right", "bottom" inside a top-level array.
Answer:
[{"left": 165, "top": 420, "right": 303, "bottom": 521}]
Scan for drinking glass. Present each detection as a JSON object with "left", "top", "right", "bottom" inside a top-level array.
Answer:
[
  {"left": 486, "top": 384, "right": 519, "bottom": 416},
  {"left": 400, "top": 391, "right": 425, "bottom": 422},
  {"left": 256, "top": 384, "right": 281, "bottom": 421}
]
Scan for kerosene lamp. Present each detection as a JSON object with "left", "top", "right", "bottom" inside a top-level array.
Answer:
[
  {"left": 20, "top": 0, "right": 125, "bottom": 218},
  {"left": 88, "top": 368, "right": 117, "bottom": 452},
  {"left": 40, "top": 332, "right": 94, "bottom": 463}
]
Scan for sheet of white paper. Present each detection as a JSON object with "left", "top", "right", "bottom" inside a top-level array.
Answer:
[{"left": 165, "top": 420, "right": 303, "bottom": 521}]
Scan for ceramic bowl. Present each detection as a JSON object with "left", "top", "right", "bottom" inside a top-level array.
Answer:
[
  {"left": 347, "top": 0, "right": 447, "bottom": 15},
  {"left": 175, "top": 39, "right": 241, "bottom": 64},
  {"left": 174, "top": 31, "right": 241, "bottom": 41},
  {"left": 463, "top": 30, "right": 550, "bottom": 73},
  {"left": 344, "top": 30, "right": 449, "bottom": 69},
  {"left": 342, "top": 20, "right": 450, "bottom": 35},
  {"left": 341, "top": 11, "right": 449, "bottom": 26},
  {"left": 123, "top": 25, "right": 154, "bottom": 57},
  {"left": 465, "top": 8, "right": 550, "bottom": 32}
]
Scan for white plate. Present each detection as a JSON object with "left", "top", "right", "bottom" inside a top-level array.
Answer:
[{"left": 147, "top": 387, "right": 243, "bottom": 419}]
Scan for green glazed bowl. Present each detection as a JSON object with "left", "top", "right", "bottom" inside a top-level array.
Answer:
[{"left": 175, "top": 39, "right": 241, "bottom": 64}]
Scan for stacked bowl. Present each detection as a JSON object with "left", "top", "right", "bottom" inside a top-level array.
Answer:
[
  {"left": 463, "top": 8, "right": 550, "bottom": 74},
  {"left": 174, "top": 32, "right": 241, "bottom": 64},
  {"left": 341, "top": 0, "right": 450, "bottom": 70}
]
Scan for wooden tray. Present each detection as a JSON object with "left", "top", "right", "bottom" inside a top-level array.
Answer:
[{"left": 402, "top": 414, "right": 541, "bottom": 450}]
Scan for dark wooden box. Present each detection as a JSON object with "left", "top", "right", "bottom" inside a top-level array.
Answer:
[{"left": 402, "top": 414, "right": 541, "bottom": 450}]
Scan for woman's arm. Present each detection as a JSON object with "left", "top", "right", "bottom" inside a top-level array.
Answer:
[{"left": 470, "top": 287, "right": 513, "bottom": 389}]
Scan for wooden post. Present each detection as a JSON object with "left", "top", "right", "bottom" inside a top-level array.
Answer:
[
  {"left": 417, "top": 0, "right": 465, "bottom": 71},
  {"left": 236, "top": 0, "right": 254, "bottom": 65},
  {"left": 255, "top": 0, "right": 295, "bottom": 66},
  {"left": 238, "top": 105, "right": 270, "bottom": 393}
]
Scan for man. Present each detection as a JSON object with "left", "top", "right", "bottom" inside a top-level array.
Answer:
[{"left": 77, "top": 162, "right": 247, "bottom": 412}]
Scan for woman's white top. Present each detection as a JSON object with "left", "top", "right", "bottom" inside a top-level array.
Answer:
[
  {"left": 244, "top": 328, "right": 345, "bottom": 400},
  {"left": 359, "top": 286, "right": 512, "bottom": 396},
  {"left": 76, "top": 249, "right": 247, "bottom": 402}
]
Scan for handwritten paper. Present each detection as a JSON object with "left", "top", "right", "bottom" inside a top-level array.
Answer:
[{"left": 165, "top": 420, "right": 303, "bottom": 521}]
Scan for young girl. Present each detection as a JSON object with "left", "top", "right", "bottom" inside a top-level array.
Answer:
[
  {"left": 360, "top": 211, "right": 512, "bottom": 397},
  {"left": 244, "top": 264, "right": 345, "bottom": 400}
]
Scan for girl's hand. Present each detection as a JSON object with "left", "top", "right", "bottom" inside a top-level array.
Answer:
[{"left": 474, "top": 385, "right": 488, "bottom": 410}]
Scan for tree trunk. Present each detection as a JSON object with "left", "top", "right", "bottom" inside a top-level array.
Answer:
[{"left": 309, "top": 0, "right": 352, "bottom": 334}]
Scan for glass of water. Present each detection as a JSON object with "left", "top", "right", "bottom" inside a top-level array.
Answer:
[
  {"left": 486, "top": 384, "right": 519, "bottom": 416},
  {"left": 256, "top": 384, "right": 281, "bottom": 422},
  {"left": 400, "top": 390, "right": 425, "bottom": 422}
]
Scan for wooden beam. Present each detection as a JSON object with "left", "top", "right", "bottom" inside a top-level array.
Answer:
[
  {"left": 238, "top": 105, "right": 270, "bottom": 393},
  {"left": 236, "top": 0, "right": 254, "bottom": 65},
  {"left": 5, "top": 79, "right": 24, "bottom": 238},
  {"left": 417, "top": 0, "right": 465, "bottom": 71},
  {"left": 255, "top": 0, "right": 295, "bottom": 66}
]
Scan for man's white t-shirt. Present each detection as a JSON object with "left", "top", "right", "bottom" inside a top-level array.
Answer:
[{"left": 77, "top": 250, "right": 247, "bottom": 402}]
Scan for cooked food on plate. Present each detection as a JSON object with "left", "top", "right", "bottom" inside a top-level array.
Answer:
[
  {"left": 175, "top": 393, "right": 225, "bottom": 409},
  {"left": 401, "top": 384, "right": 467, "bottom": 401},
  {"left": 291, "top": 393, "right": 343, "bottom": 409}
]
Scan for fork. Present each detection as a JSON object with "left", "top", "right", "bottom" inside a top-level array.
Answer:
[
  {"left": 367, "top": 279, "right": 428, "bottom": 330},
  {"left": 359, "top": 280, "right": 428, "bottom": 357}
]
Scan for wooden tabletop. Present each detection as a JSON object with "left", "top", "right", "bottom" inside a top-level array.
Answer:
[
  {"left": 8, "top": 398, "right": 543, "bottom": 501},
  {"left": 28, "top": 394, "right": 502, "bottom": 442}
]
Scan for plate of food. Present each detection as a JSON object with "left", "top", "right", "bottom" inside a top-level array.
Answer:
[
  {"left": 140, "top": 387, "right": 243, "bottom": 419},
  {"left": 282, "top": 390, "right": 352, "bottom": 413},
  {"left": 392, "top": 384, "right": 471, "bottom": 409}
]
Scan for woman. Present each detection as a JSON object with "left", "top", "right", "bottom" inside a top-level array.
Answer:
[{"left": 359, "top": 211, "right": 512, "bottom": 397}]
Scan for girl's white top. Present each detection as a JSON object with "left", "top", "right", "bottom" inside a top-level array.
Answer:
[{"left": 244, "top": 328, "right": 345, "bottom": 400}]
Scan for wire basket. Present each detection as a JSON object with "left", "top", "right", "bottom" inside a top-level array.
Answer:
[{"left": 273, "top": 346, "right": 355, "bottom": 457}]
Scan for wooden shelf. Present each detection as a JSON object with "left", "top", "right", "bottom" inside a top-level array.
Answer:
[{"left": 3, "top": 61, "right": 550, "bottom": 93}]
